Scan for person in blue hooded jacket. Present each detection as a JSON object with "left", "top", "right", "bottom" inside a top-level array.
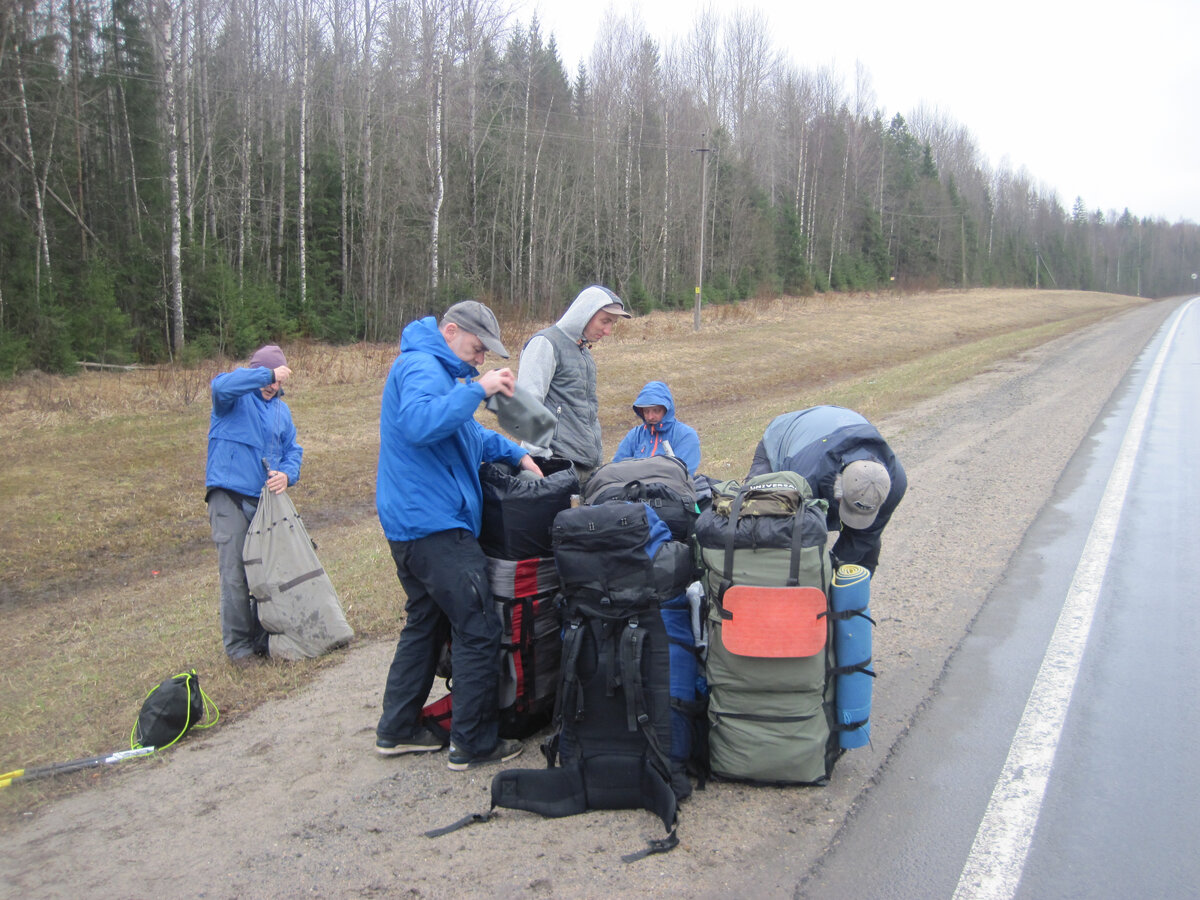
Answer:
[
  {"left": 375, "top": 300, "right": 543, "bottom": 771},
  {"left": 205, "top": 344, "right": 302, "bottom": 664},
  {"left": 612, "top": 380, "right": 701, "bottom": 475}
]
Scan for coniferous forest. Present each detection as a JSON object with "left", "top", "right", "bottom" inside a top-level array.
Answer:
[{"left": 2, "top": 0, "right": 1197, "bottom": 375}]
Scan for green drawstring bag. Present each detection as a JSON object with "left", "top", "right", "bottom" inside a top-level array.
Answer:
[{"left": 130, "top": 670, "right": 219, "bottom": 750}]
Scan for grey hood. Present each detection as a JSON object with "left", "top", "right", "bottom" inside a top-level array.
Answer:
[{"left": 554, "top": 285, "right": 625, "bottom": 343}]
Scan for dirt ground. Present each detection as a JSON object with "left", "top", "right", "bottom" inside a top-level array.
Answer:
[{"left": 0, "top": 298, "right": 1178, "bottom": 899}]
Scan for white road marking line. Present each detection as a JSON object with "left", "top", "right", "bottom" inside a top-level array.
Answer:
[{"left": 952, "top": 298, "right": 1195, "bottom": 900}]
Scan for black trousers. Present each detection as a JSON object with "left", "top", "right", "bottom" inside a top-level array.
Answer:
[{"left": 376, "top": 529, "right": 500, "bottom": 756}]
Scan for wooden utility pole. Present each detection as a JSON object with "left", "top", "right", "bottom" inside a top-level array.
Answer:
[
  {"left": 961, "top": 214, "right": 967, "bottom": 285},
  {"left": 693, "top": 135, "right": 710, "bottom": 332}
]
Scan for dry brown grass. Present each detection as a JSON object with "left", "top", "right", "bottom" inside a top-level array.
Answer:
[{"left": 0, "top": 288, "right": 1148, "bottom": 810}]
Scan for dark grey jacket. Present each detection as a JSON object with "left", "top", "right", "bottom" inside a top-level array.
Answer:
[{"left": 748, "top": 406, "right": 907, "bottom": 573}]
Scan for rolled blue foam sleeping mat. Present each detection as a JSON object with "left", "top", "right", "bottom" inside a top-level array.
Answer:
[{"left": 831, "top": 564, "right": 873, "bottom": 749}]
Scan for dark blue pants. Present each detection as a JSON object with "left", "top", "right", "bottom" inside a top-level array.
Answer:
[{"left": 377, "top": 529, "right": 500, "bottom": 756}]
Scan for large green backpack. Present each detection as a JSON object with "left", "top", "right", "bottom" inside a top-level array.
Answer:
[{"left": 693, "top": 472, "right": 838, "bottom": 784}]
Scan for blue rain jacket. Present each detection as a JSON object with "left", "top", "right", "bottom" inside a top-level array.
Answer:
[
  {"left": 376, "top": 316, "right": 528, "bottom": 542},
  {"left": 612, "top": 381, "right": 701, "bottom": 475},
  {"left": 206, "top": 366, "right": 302, "bottom": 499}
]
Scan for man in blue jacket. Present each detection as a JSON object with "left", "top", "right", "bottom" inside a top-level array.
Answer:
[
  {"left": 612, "top": 380, "right": 701, "bottom": 475},
  {"left": 206, "top": 344, "right": 302, "bottom": 664},
  {"left": 376, "top": 300, "right": 543, "bottom": 770},
  {"left": 747, "top": 406, "right": 906, "bottom": 574}
]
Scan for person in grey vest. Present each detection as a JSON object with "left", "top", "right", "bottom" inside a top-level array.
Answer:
[
  {"left": 515, "top": 285, "right": 631, "bottom": 483},
  {"left": 747, "top": 406, "right": 906, "bottom": 574},
  {"left": 205, "top": 344, "right": 302, "bottom": 665}
]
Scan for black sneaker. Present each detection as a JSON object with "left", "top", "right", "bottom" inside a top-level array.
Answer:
[
  {"left": 446, "top": 738, "right": 523, "bottom": 771},
  {"left": 376, "top": 729, "right": 448, "bottom": 756}
]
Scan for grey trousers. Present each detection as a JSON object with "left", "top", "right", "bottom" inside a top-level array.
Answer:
[{"left": 207, "top": 489, "right": 263, "bottom": 659}]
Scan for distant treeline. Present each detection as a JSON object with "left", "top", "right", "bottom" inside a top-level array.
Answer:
[{"left": 2, "top": 0, "right": 1197, "bottom": 375}]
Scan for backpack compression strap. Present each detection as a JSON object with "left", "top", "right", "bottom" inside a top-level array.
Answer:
[
  {"left": 716, "top": 488, "right": 747, "bottom": 615},
  {"left": 717, "top": 487, "right": 809, "bottom": 609}
]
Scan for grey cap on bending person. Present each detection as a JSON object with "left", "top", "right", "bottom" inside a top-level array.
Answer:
[
  {"left": 837, "top": 459, "right": 891, "bottom": 529},
  {"left": 442, "top": 300, "right": 510, "bottom": 358}
]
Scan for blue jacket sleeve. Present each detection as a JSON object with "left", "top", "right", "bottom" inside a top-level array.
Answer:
[
  {"left": 394, "top": 356, "right": 487, "bottom": 446},
  {"left": 612, "top": 426, "right": 639, "bottom": 462},
  {"left": 478, "top": 421, "right": 529, "bottom": 467},
  {"left": 212, "top": 367, "right": 273, "bottom": 413}
]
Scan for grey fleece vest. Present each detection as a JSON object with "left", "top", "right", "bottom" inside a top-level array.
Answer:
[{"left": 538, "top": 325, "right": 602, "bottom": 467}]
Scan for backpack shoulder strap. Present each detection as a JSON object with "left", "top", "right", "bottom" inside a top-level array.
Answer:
[{"left": 717, "top": 488, "right": 748, "bottom": 616}]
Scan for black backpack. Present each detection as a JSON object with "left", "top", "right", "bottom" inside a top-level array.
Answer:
[
  {"left": 479, "top": 457, "right": 579, "bottom": 560},
  {"left": 488, "top": 502, "right": 697, "bottom": 860},
  {"left": 420, "top": 557, "right": 563, "bottom": 741},
  {"left": 490, "top": 585, "right": 679, "bottom": 860},
  {"left": 425, "top": 504, "right": 694, "bottom": 862},
  {"left": 551, "top": 501, "right": 695, "bottom": 604},
  {"left": 583, "top": 456, "right": 699, "bottom": 542},
  {"left": 130, "top": 670, "right": 218, "bottom": 750}
]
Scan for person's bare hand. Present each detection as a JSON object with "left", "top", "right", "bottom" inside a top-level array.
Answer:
[
  {"left": 518, "top": 455, "right": 544, "bottom": 478},
  {"left": 265, "top": 470, "right": 289, "bottom": 494},
  {"left": 273, "top": 365, "right": 292, "bottom": 385},
  {"left": 478, "top": 367, "right": 515, "bottom": 398}
]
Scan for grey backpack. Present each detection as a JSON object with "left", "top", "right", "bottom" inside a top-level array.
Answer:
[{"left": 243, "top": 488, "right": 353, "bottom": 660}]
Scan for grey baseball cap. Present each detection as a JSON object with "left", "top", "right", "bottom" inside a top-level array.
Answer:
[
  {"left": 442, "top": 300, "right": 509, "bottom": 358},
  {"left": 838, "top": 459, "right": 891, "bottom": 529}
]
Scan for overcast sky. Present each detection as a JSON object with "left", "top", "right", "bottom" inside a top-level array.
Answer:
[{"left": 525, "top": 0, "right": 1199, "bottom": 223}]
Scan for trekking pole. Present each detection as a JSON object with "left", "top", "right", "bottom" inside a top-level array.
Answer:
[{"left": 0, "top": 746, "right": 156, "bottom": 788}]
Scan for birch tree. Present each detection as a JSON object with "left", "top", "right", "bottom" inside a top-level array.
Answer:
[{"left": 148, "top": 0, "right": 185, "bottom": 354}]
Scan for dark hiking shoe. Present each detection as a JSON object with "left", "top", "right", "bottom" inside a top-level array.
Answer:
[
  {"left": 376, "top": 729, "right": 448, "bottom": 756},
  {"left": 446, "top": 738, "right": 523, "bottom": 771}
]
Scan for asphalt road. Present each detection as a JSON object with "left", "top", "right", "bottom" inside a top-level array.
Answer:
[{"left": 798, "top": 297, "right": 1200, "bottom": 900}]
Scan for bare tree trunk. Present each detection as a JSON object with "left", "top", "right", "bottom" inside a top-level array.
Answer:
[
  {"left": 15, "top": 49, "right": 54, "bottom": 300},
  {"left": 154, "top": 0, "right": 185, "bottom": 354},
  {"left": 359, "top": 9, "right": 378, "bottom": 337},
  {"left": 116, "top": 69, "right": 142, "bottom": 238},
  {"left": 660, "top": 107, "right": 669, "bottom": 303},
  {"left": 622, "top": 111, "right": 632, "bottom": 285},
  {"left": 195, "top": 0, "right": 215, "bottom": 251},
  {"left": 807, "top": 128, "right": 823, "bottom": 270},
  {"left": 429, "top": 52, "right": 444, "bottom": 297},
  {"left": 330, "top": 0, "right": 348, "bottom": 299},
  {"left": 795, "top": 116, "right": 806, "bottom": 239},
  {"left": 591, "top": 115, "right": 600, "bottom": 282},
  {"left": 296, "top": 0, "right": 309, "bottom": 307},
  {"left": 67, "top": 0, "right": 86, "bottom": 259},
  {"left": 828, "top": 130, "right": 850, "bottom": 286},
  {"left": 180, "top": 0, "right": 193, "bottom": 240},
  {"left": 527, "top": 99, "right": 552, "bottom": 304},
  {"left": 514, "top": 44, "right": 532, "bottom": 305},
  {"left": 274, "top": 131, "right": 286, "bottom": 286}
]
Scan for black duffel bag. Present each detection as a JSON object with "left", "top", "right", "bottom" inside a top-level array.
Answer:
[{"left": 480, "top": 456, "right": 579, "bottom": 560}]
